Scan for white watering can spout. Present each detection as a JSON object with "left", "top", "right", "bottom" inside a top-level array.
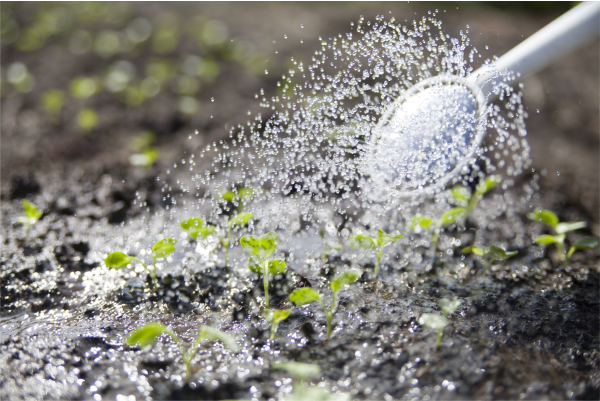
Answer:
[{"left": 370, "top": 2, "right": 600, "bottom": 199}]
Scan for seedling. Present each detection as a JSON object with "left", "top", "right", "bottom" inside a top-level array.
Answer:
[
  {"left": 241, "top": 231, "right": 285, "bottom": 307},
  {"left": 451, "top": 175, "right": 501, "bottom": 212},
  {"left": 419, "top": 298, "right": 461, "bottom": 348},
  {"left": 319, "top": 228, "right": 343, "bottom": 266},
  {"left": 77, "top": 108, "right": 98, "bottom": 131},
  {"left": 17, "top": 200, "right": 42, "bottom": 237},
  {"left": 105, "top": 238, "right": 177, "bottom": 287},
  {"left": 264, "top": 308, "right": 291, "bottom": 340},
  {"left": 222, "top": 212, "right": 253, "bottom": 265},
  {"left": 221, "top": 187, "right": 254, "bottom": 212},
  {"left": 180, "top": 217, "right": 216, "bottom": 240},
  {"left": 127, "top": 322, "right": 238, "bottom": 378},
  {"left": 289, "top": 271, "right": 360, "bottom": 340},
  {"left": 462, "top": 245, "right": 517, "bottom": 275},
  {"left": 41, "top": 89, "right": 64, "bottom": 118},
  {"left": 527, "top": 208, "right": 598, "bottom": 265},
  {"left": 349, "top": 229, "right": 402, "bottom": 276},
  {"left": 411, "top": 207, "right": 466, "bottom": 259},
  {"left": 129, "top": 131, "right": 160, "bottom": 168}
]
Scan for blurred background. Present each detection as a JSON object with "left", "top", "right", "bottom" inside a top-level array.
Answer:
[{"left": 1, "top": 2, "right": 597, "bottom": 222}]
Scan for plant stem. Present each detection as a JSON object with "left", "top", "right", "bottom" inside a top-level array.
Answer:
[
  {"left": 224, "top": 224, "right": 233, "bottom": 266},
  {"left": 270, "top": 322, "right": 276, "bottom": 341},
  {"left": 263, "top": 261, "right": 270, "bottom": 307},
  {"left": 435, "top": 329, "right": 442, "bottom": 348},
  {"left": 374, "top": 247, "right": 383, "bottom": 276},
  {"left": 565, "top": 246, "right": 576, "bottom": 266},
  {"left": 165, "top": 328, "right": 188, "bottom": 377},
  {"left": 135, "top": 258, "right": 156, "bottom": 289},
  {"left": 482, "top": 256, "right": 494, "bottom": 275},
  {"left": 430, "top": 229, "right": 439, "bottom": 261},
  {"left": 325, "top": 292, "right": 337, "bottom": 341}
]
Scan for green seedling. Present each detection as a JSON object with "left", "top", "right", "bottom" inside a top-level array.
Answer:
[
  {"left": 419, "top": 298, "right": 461, "bottom": 348},
  {"left": 129, "top": 147, "right": 160, "bottom": 168},
  {"left": 462, "top": 245, "right": 517, "bottom": 275},
  {"left": 241, "top": 231, "right": 284, "bottom": 307},
  {"left": 349, "top": 229, "right": 402, "bottom": 276},
  {"left": 221, "top": 187, "right": 254, "bottom": 212},
  {"left": 222, "top": 212, "right": 253, "bottom": 265},
  {"left": 527, "top": 208, "right": 598, "bottom": 265},
  {"left": 77, "top": 108, "right": 98, "bottom": 131},
  {"left": 105, "top": 238, "right": 177, "bottom": 287},
  {"left": 411, "top": 207, "right": 466, "bottom": 259},
  {"left": 181, "top": 217, "right": 216, "bottom": 240},
  {"left": 264, "top": 308, "right": 291, "bottom": 340},
  {"left": 41, "top": 89, "right": 64, "bottom": 118},
  {"left": 451, "top": 175, "right": 501, "bottom": 211},
  {"left": 289, "top": 271, "right": 360, "bottom": 340},
  {"left": 17, "top": 200, "right": 42, "bottom": 237},
  {"left": 127, "top": 322, "right": 238, "bottom": 378},
  {"left": 319, "top": 228, "right": 343, "bottom": 266}
]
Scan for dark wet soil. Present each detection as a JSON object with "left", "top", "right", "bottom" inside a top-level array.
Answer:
[{"left": 1, "top": 2, "right": 598, "bottom": 400}]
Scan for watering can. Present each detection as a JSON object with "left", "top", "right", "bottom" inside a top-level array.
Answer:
[{"left": 370, "top": 2, "right": 600, "bottom": 198}]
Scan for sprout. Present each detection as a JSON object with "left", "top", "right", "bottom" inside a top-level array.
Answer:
[
  {"left": 418, "top": 298, "right": 461, "bottom": 348},
  {"left": 349, "top": 229, "right": 402, "bottom": 276},
  {"left": 264, "top": 308, "right": 291, "bottom": 340},
  {"left": 462, "top": 245, "right": 517, "bottom": 275},
  {"left": 17, "top": 200, "right": 42, "bottom": 237},
  {"left": 129, "top": 147, "right": 160, "bottom": 168},
  {"left": 222, "top": 212, "right": 253, "bottom": 265},
  {"left": 527, "top": 209, "right": 597, "bottom": 265},
  {"left": 241, "top": 231, "right": 284, "bottom": 307},
  {"left": 221, "top": 187, "right": 254, "bottom": 212},
  {"left": 127, "top": 323, "right": 238, "bottom": 378},
  {"left": 180, "top": 217, "right": 216, "bottom": 240},
  {"left": 319, "top": 228, "right": 343, "bottom": 266},
  {"left": 411, "top": 207, "right": 466, "bottom": 260},
  {"left": 105, "top": 238, "right": 177, "bottom": 287},
  {"left": 41, "top": 89, "right": 64, "bottom": 118},
  {"left": 289, "top": 271, "right": 360, "bottom": 340},
  {"left": 451, "top": 175, "right": 501, "bottom": 211},
  {"left": 77, "top": 108, "right": 98, "bottom": 131}
]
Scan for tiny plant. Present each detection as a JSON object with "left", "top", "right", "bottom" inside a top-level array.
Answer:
[
  {"left": 451, "top": 175, "right": 501, "bottom": 212},
  {"left": 127, "top": 322, "right": 238, "bottom": 378},
  {"left": 129, "top": 131, "right": 160, "bottom": 168},
  {"left": 349, "top": 229, "right": 402, "bottom": 276},
  {"left": 221, "top": 187, "right": 254, "bottom": 212},
  {"left": 527, "top": 208, "right": 598, "bottom": 265},
  {"left": 105, "top": 238, "right": 177, "bottom": 288},
  {"left": 462, "top": 245, "right": 517, "bottom": 275},
  {"left": 221, "top": 212, "right": 253, "bottom": 265},
  {"left": 180, "top": 217, "right": 216, "bottom": 240},
  {"left": 264, "top": 308, "right": 291, "bottom": 340},
  {"left": 241, "top": 231, "right": 285, "bottom": 307},
  {"left": 289, "top": 270, "right": 360, "bottom": 340},
  {"left": 17, "top": 200, "right": 42, "bottom": 237},
  {"left": 411, "top": 207, "right": 466, "bottom": 259},
  {"left": 419, "top": 298, "right": 461, "bottom": 348},
  {"left": 319, "top": 228, "right": 343, "bottom": 266}
]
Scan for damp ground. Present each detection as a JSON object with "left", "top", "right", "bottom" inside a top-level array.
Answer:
[{"left": 1, "top": 3, "right": 599, "bottom": 401}]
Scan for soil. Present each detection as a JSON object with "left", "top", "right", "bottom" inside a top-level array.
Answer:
[{"left": 1, "top": 3, "right": 598, "bottom": 401}]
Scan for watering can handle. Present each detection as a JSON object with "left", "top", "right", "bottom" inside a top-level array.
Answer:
[{"left": 469, "top": 2, "right": 600, "bottom": 99}]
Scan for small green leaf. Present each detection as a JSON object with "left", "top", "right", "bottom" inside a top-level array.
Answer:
[
  {"left": 451, "top": 185, "right": 471, "bottom": 206},
  {"left": 248, "top": 256, "right": 262, "bottom": 274},
  {"left": 241, "top": 231, "right": 278, "bottom": 261},
  {"left": 440, "top": 207, "right": 466, "bottom": 226},
  {"left": 475, "top": 175, "right": 501, "bottom": 195},
  {"left": 127, "top": 322, "right": 168, "bottom": 347},
  {"left": 128, "top": 131, "right": 156, "bottom": 152},
  {"left": 289, "top": 287, "right": 321, "bottom": 306},
  {"left": 77, "top": 108, "right": 98, "bottom": 131},
  {"left": 571, "top": 238, "right": 598, "bottom": 250},
  {"left": 411, "top": 214, "right": 434, "bottom": 231},
  {"left": 534, "top": 234, "right": 564, "bottom": 246},
  {"left": 273, "top": 362, "right": 321, "bottom": 379},
  {"left": 418, "top": 313, "right": 448, "bottom": 330},
  {"left": 21, "top": 200, "right": 42, "bottom": 221},
  {"left": 324, "top": 241, "right": 343, "bottom": 252},
  {"left": 439, "top": 298, "right": 461, "bottom": 317},
  {"left": 268, "top": 259, "right": 286, "bottom": 274},
  {"left": 151, "top": 238, "right": 177, "bottom": 259},
  {"left": 130, "top": 147, "right": 160, "bottom": 168},
  {"left": 349, "top": 234, "right": 375, "bottom": 249},
  {"left": 181, "top": 218, "right": 215, "bottom": 239},
  {"left": 105, "top": 252, "right": 136, "bottom": 269},
  {"left": 264, "top": 308, "right": 292, "bottom": 324},
  {"left": 230, "top": 212, "right": 254, "bottom": 227},
  {"left": 221, "top": 190, "right": 236, "bottom": 202},
  {"left": 41, "top": 89, "right": 64, "bottom": 115},
  {"left": 555, "top": 221, "right": 586, "bottom": 234},
  {"left": 527, "top": 209, "right": 559, "bottom": 229},
  {"left": 462, "top": 246, "right": 485, "bottom": 256},
  {"left": 489, "top": 245, "right": 517, "bottom": 260},
  {"left": 376, "top": 229, "right": 403, "bottom": 247},
  {"left": 330, "top": 271, "right": 360, "bottom": 293},
  {"left": 198, "top": 326, "right": 239, "bottom": 352}
]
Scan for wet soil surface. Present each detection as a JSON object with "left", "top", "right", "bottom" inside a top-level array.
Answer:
[{"left": 1, "top": 2, "right": 599, "bottom": 400}]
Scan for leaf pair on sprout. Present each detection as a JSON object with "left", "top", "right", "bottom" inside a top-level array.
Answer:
[
  {"left": 527, "top": 209, "right": 598, "bottom": 265},
  {"left": 462, "top": 245, "right": 517, "bottom": 275},
  {"left": 349, "top": 229, "right": 402, "bottom": 276},
  {"left": 105, "top": 238, "right": 177, "bottom": 288},
  {"left": 451, "top": 175, "right": 502, "bottom": 212},
  {"left": 418, "top": 298, "right": 461, "bottom": 348},
  {"left": 127, "top": 322, "right": 238, "bottom": 378},
  {"left": 17, "top": 200, "right": 43, "bottom": 238},
  {"left": 241, "top": 231, "right": 285, "bottom": 307},
  {"left": 264, "top": 308, "right": 291, "bottom": 341},
  {"left": 289, "top": 271, "right": 360, "bottom": 341},
  {"left": 411, "top": 207, "right": 466, "bottom": 260}
]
